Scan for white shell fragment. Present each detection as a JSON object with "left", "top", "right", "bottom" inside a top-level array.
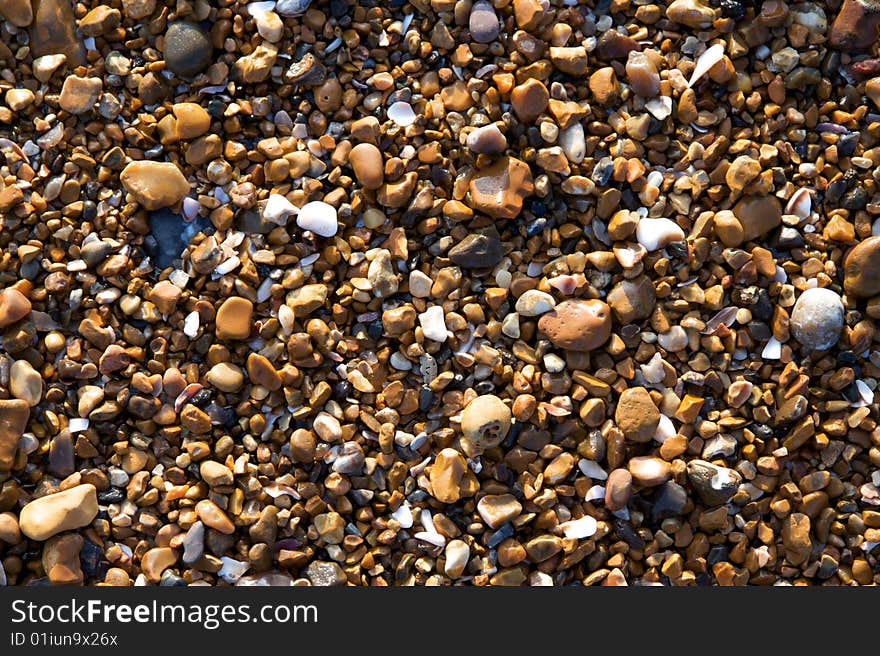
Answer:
[
  {"left": 559, "top": 515, "right": 598, "bottom": 539},
  {"left": 636, "top": 217, "right": 685, "bottom": 252},
  {"left": 687, "top": 43, "right": 725, "bottom": 88}
]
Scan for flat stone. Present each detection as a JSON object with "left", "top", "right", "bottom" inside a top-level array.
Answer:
[
  {"left": 615, "top": 386, "right": 660, "bottom": 443},
  {"left": 19, "top": 484, "right": 99, "bottom": 541},
  {"left": 732, "top": 195, "right": 782, "bottom": 242},
  {"left": 538, "top": 299, "right": 612, "bottom": 351},
  {"left": 468, "top": 156, "right": 534, "bottom": 219},
  {"left": 121, "top": 161, "right": 189, "bottom": 210},
  {"left": 477, "top": 493, "right": 523, "bottom": 528},
  {"left": 0, "top": 0, "right": 33, "bottom": 26},
  {"left": 215, "top": 297, "right": 253, "bottom": 340},
  {"left": 605, "top": 469, "right": 633, "bottom": 511},
  {"left": 607, "top": 275, "right": 656, "bottom": 323},
  {"left": 30, "top": 0, "right": 86, "bottom": 66}
]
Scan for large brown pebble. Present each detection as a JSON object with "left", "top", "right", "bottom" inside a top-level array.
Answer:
[
  {"left": 615, "top": 386, "right": 660, "bottom": 443},
  {"left": 172, "top": 102, "right": 211, "bottom": 139},
  {"left": 538, "top": 299, "right": 611, "bottom": 351},
  {"left": 195, "top": 499, "right": 235, "bottom": 534},
  {"left": 430, "top": 448, "right": 469, "bottom": 503},
  {"left": 19, "top": 484, "right": 98, "bottom": 541},
  {"left": 844, "top": 235, "right": 880, "bottom": 298},
  {"left": 627, "top": 456, "right": 671, "bottom": 487},
  {"left": 349, "top": 143, "right": 384, "bottom": 190},
  {"left": 732, "top": 195, "right": 782, "bottom": 242},
  {"left": 468, "top": 156, "right": 534, "bottom": 219},
  {"left": 0, "top": 512, "right": 21, "bottom": 544},
  {"left": 215, "top": 296, "right": 253, "bottom": 340},
  {"left": 0, "top": 0, "right": 33, "bottom": 26},
  {"left": 141, "top": 547, "right": 178, "bottom": 582},
  {"left": 42, "top": 533, "right": 84, "bottom": 584},
  {"left": 0, "top": 288, "right": 32, "bottom": 328},
  {"left": 477, "top": 494, "right": 523, "bottom": 528},
  {"left": 120, "top": 161, "right": 189, "bottom": 210},
  {"left": 247, "top": 353, "right": 282, "bottom": 391}
]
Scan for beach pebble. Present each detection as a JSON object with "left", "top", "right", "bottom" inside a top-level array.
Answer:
[
  {"left": 790, "top": 287, "right": 844, "bottom": 351},
  {"left": 296, "top": 201, "right": 338, "bottom": 237}
]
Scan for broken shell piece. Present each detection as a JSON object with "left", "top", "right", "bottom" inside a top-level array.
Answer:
[{"left": 688, "top": 43, "right": 725, "bottom": 88}]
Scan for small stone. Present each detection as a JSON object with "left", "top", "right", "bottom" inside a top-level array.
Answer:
[
  {"left": 367, "top": 250, "right": 398, "bottom": 298},
  {"left": 200, "top": 460, "right": 233, "bottom": 487},
  {"left": 468, "top": 156, "right": 534, "bottom": 219},
  {"left": 0, "top": 513, "right": 21, "bottom": 544},
  {"left": 10, "top": 360, "right": 42, "bottom": 407},
  {"left": 79, "top": 6, "right": 120, "bottom": 36},
  {"left": 195, "top": 499, "right": 235, "bottom": 534},
  {"left": 513, "top": 0, "right": 548, "bottom": 30},
  {"left": 538, "top": 299, "right": 612, "bottom": 351},
  {"left": 732, "top": 195, "right": 782, "bottom": 242},
  {"left": 180, "top": 404, "right": 212, "bottom": 434},
  {"left": 419, "top": 305, "right": 448, "bottom": 342},
  {"left": 59, "top": 75, "right": 102, "bottom": 114},
  {"left": 286, "top": 284, "right": 328, "bottom": 318},
  {"left": 314, "top": 511, "right": 345, "bottom": 544},
  {"left": 234, "top": 42, "right": 279, "bottom": 83},
  {"left": 607, "top": 275, "right": 656, "bottom": 323},
  {"left": 515, "top": 289, "right": 556, "bottom": 316},
  {"left": 19, "top": 484, "right": 99, "bottom": 541},
  {"left": 0, "top": 399, "right": 29, "bottom": 472},
  {"left": 141, "top": 547, "right": 177, "bottom": 582},
  {"left": 5, "top": 88, "right": 35, "bottom": 111},
  {"left": 605, "top": 469, "right": 633, "bottom": 511},
  {"left": 247, "top": 353, "right": 281, "bottom": 391},
  {"left": 525, "top": 535, "right": 563, "bottom": 562},
  {"left": 444, "top": 539, "right": 470, "bottom": 578},
  {"left": 790, "top": 287, "right": 845, "bottom": 351},
  {"left": 636, "top": 218, "right": 685, "bottom": 252},
  {"left": 844, "top": 235, "right": 880, "bottom": 297},
  {"left": 461, "top": 394, "right": 511, "bottom": 450},
  {"left": 43, "top": 534, "right": 84, "bottom": 584},
  {"left": 215, "top": 297, "right": 253, "bottom": 340},
  {"left": 726, "top": 155, "right": 761, "bottom": 191},
  {"left": 296, "top": 201, "right": 338, "bottom": 237},
  {"left": 0, "top": 186, "right": 23, "bottom": 212},
  {"left": 172, "top": 102, "right": 211, "bottom": 139},
  {"left": 666, "top": 0, "right": 716, "bottom": 28},
  {"left": 477, "top": 494, "right": 523, "bottom": 528},
  {"left": 510, "top": 78, "right": 549, "bottom": 124},
  {"left": 589, "top": 67, "right": 619, "bottom": 105},
  {"left": 122, "top": 0, "right": 155, "bottom": 19},
  {"left": 120, "top": 161, "right": 189, "bottom": 210},
  {"left": 686, "top": 460, "right": 742, "bottom": 506},
  {"left": 627, "top": 456, "right": 672, "bottom": 487},
  {"left": 304, "top": 560, "right": 347, "bottom": 586},
  {"left": 469, "top": 1, "right": 500, "bottom": 42},
  {"left": 781, "top": 513, "right": 812, "bottom": 565},
  {"left": 148, "top": 280, "right": 181, "bottom": 315},
  {"left": 30, "top": 0, "right": 86, "bottom": 65},
  {"left": 449, "top": 231, "right": 503, "bottom": 268},
  {"left": 829, "top": 0, "right": 880, "bottom": 49},
  {"left": 349, "top": 143, "right": 384, "bottom": 190},
  {"left": 253, "top": 10, "right": 284, "bottom": 42},
  {"left": 0, "top": 288, "right": 31, "bottom": 328},
  {"left": 430, "top": 448, "right": 469, "bottom": 503},
  {"left": 32, "top": 54, "right": 67, "bottom": 83},
  {"left": 164, "top": 22, "right": 213, "bottom": 77},
  {"left": 466, "top": 124, "right": 508, "bottom": 154},
  {"left": 616, "top": 386, "right": 660, "bottom": 443},
  {"left": 550, "top": 46, "right": 589, "bottom": 76}
]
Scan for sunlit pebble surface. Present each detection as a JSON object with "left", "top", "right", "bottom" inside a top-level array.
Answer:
[{"left": 1, "top": 0, "right": 880, "bottom": 588}]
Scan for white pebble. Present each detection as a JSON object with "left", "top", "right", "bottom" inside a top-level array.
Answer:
[
  {"left": 183, "top": 311, "right": 200, "bottom": 338},
  {"left": 761, "top": 336, "right": 782, "bottom": 360},
  {"left": 578, "top": 458, "right": 608, "bottom": 480},
  {"left": 419, "top": 305, "right": 448, "bottom": 342},
  {"left": 559, "top": 515, "right": 598, "bottom": 539},
  {"left": 387, "top": 101, "right": 417, "bottom": 127},
  {"left": 585, "top": 485, "right": 606, "bottom": 502},
  {"left": 218, "top": 557, "right": 250, "bottom": 583},
  {"left": 296, "top": 201, "right": 338, "bottom": 237},
  {"left": 657, "top": 325, "right": 688, "bottom": 351},
  {"left": 214, "top": 256, "right": 241, "bottom": 275},
  {"left": 263, "top": 193, "right": 298, "bottom": 225},
  {"left": 636, "top": 217, "right": 685, "bottom": 252},
  {"left": 391, "top": 501, "right": 413, "bottom": 528},
  {"left": 68, "top": 418, "right": 90, "bottom": 433},
  {"left": 558, "top": 122, "right": 586, "bottom": 163},
  {"left": 653, "top": 414, "right": 676, "bottom": 443},
  {"left": 444, "top": 539, "right": 470, "bottom": 578}
]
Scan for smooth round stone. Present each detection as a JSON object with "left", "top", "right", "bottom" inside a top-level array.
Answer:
[
  {"left": 732, "top": 195, "right": 782, "bottom": 242},
  {"left": 120, "top": 161, "right": 189, "bottom": 210},
  {"left": 296, "top": 201, "right": 338, "bottom": 237},
  {"left": 615, "top": 386, "right": 660, "bottom": 443},
  {"left": 205, "top": 362, "right": 244, "bottom": 393},
  {"left": 418, "top": 305, "right": 448, "bottom": 342},
  {"left": 605, "top": 469, "right": 633, "bottom": 511},
  {"left": 538, "top": 299, "right": 612, "bottom": 351},
  {"left": 636, "top": 217, "right": 685, "bottom": 252},
  {"left": 19, "top": 484, "right": 99, "bottom": 541},
  {"left": 844, "top": 235, "right": 880, "bottom": 297},
  {"left": 460, "top": 394, "right": 511, "bottom": 449},
  {"left": 275, "top": 0, "right": 311, "bottom": 15},
  {"left": 627, "top": 456, "right": 672, "bottom": 487},
  {"left": 444, "top": 539, "right": 470, "bottom": 578},
  {"left": 790, "top": 287, "right": 845, "bottom": 351},
  {"left": 607, "top": 275, "right": 656, "bottom": 323},
  {"left": 164, "top": 22, "right": 213, "bottom": 77},
  {"left": 215, "top": 296, "right": 254, "bottom": 340},
  {"left": 476, "top": 493, "right": 522, "bottom": 528},
  {"left": 469, "top": 0, "right": 500, "bottom": 42},
  {"left": 510, "top": 78, "right": 549, "bottom": 124},
  {"left": 0, "top": 288, "right": 32, "bottom": 328},
  {"left": 349, "top": 143, "right": 384, "bottom": 189}
]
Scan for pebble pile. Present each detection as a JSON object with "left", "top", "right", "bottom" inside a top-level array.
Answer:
[{"left": 0, "top": 0, "right": 879, "bottom": 587}]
